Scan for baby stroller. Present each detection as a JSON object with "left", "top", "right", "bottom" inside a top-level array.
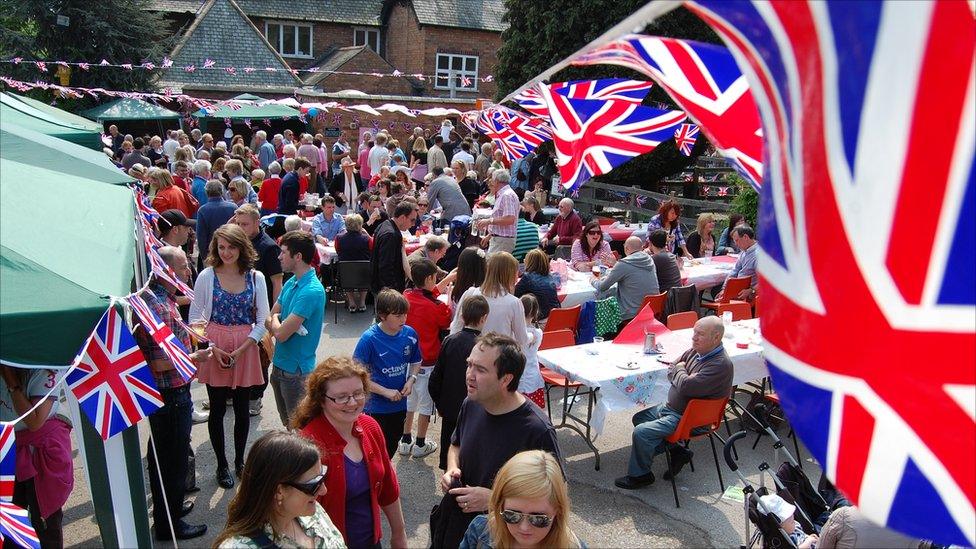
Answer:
[{"left": 440, "top": 215, "right": 479, "bottom": 271}]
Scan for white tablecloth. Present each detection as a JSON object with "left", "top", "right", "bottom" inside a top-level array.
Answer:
[
  {"left": 681, "top": 259, "right": 736, "bottom": 290},
  {"left": 538, "top": 319, "right": 766, "bottom": 434},
  {"left": 557, "top": 269, "right": 599, "bottom": 308}
]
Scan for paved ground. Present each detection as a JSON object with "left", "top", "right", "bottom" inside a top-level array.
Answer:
[{"left": 60, "top": 306, "right": 818, "bottom": 548}]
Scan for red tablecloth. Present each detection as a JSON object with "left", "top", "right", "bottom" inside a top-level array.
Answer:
[{"left": 613, "top": 305, "right": 670, "bottom": 345}]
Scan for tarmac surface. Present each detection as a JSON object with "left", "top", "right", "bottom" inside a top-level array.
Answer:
[{"left": 60, "top": 306, "right": 818, "bottom": 548}]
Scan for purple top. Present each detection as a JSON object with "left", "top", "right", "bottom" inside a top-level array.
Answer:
[{"left": 344, "top": 454, "right": 374, "bottom": 547}]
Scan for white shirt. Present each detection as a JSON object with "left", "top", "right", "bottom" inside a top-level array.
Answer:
[
  {"left": 368, "top": 145, "right": 390, "bottom": 174},
  {"left": 452, "top": 150, "right": 475, "bottom": 171},
  {"left": 519, "top": 326, "right": 544, "bottom": 393},
  {"left": 449, "top": 286, "right": 528, "bottom": 350}
]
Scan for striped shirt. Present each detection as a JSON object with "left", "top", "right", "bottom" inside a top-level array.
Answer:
[
  {"left": 513, "top": 218, "right": 541, "bottom": 261},
  {"left": 489, "top": 185, "right": 520, "bottom": 238}
]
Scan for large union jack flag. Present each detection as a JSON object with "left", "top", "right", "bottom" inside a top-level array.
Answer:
[
  {"left": 477, "top": 106, "right": 553, "bottom": 163},
  {"left": 0, "top": 425, "right": 13, "bottom": 501},
  {"left": 66, "top": 307, "right": 163, "bottom": 440},
  {"left": 573, "top": 35, "right": 764, "bottom": 190},
  {"left": 0, "top": 501, "right": 39, "bottom": 549},
  {"left": 685, "top": 1, "right": 975, "bottom": 545},
  {"left": 514, "top": 78, "right": 654, "bottom": 116},
  {"left": 533, "top": 84, "right": 687, "bottom": 191},
  {"left": 127, "top": 295, "right": 197, "bottom": 383}
]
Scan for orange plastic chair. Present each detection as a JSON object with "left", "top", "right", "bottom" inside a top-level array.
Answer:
[
  {"left": 537, "top": 329, "right": 585, "bottom": 418},
  {"left": 663, "top": 397, "right": 729, "bottom": 507},
  {"left": 544, "top": 304, "right": 581, "bottom": 334},
  {"left": 638, "top": 292, "right": 667, "bottom": 318},
  {"left": 752, "top": 295, "right": 760, "bottom": 318},
  {"left": 667, "top": 311, "right": 698, "bottom": 330},
  {"left": 539, "top": 329, "right": 576, "bottom": 351},
  {"left": 717, "top": 301, "right": 753, "bottom": 321},
  {"left": 703, "top": 276, "right": 752, "bottom": 312}
]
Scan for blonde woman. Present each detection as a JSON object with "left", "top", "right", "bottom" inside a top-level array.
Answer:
[
  {"left": 460, "top": 450, "right": 585, "bottom": 549},
  {"left": 686, "top": 212, "right": 718, "bottom": 258},
  {"left": 228, "top": 177, "right": 250, "bottom": 206},
  {"left": 189, "top": 224, "right": 270, "bottom": 489},
  {"left": 449, "top": 251, "right": 527, "bottom": 350}
]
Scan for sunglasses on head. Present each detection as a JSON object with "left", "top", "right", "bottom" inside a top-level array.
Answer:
[
  {"left": 285, "top": 466, "right": 328, "bottom": 495},
  {"left": 500, "top": 509, "right": 553, "bottom": 528}
]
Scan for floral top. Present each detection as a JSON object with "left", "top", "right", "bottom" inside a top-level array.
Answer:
[
  {"left": 648, "top": 213, "right": 686, "bottom": 254},
  {"left": 211, "top": 273, "right": 256, "bottom": 326},
  {"left": 218, "top": 503, "right": 346, "bottom": 548}
]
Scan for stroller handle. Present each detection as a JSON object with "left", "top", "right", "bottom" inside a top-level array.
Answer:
[{"left": 724, "top": 430, "right": 748, "bottom": 471}]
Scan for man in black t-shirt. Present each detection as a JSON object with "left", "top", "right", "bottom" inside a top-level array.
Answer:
[
  {"left": 430, "top": 332, "right": 563, "bottom": 548},
  {"left": 233, "top": 204, "right": 283, "bottom": 416}
]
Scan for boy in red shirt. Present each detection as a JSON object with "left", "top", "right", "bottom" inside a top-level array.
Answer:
[{"left": 400, "top": 258, "right": 452, "bottom": 458}]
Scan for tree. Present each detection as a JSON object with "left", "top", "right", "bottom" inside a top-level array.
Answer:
[
  {"left": 494, "top": 1, "right": 724, "bottom": 187},
  {"left": 0, "top": 0, "right": 172, "bottom": 110}
]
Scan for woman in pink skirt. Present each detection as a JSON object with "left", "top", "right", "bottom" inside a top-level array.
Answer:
[{"left": 189, "top": 224, "right": 270, "bottom": 489}]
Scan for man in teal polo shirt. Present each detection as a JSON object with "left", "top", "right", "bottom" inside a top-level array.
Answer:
[{"left": 265, "top": 230, "right": 326, "bottom": 427}]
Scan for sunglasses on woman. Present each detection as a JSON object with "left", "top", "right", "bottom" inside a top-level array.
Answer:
[
  {"left": 587, "top": 231, "right": 602, "bottom": 236},
  {"left": 286, "top": 466, "right": 328, "bottom": 496},
  {"left": 500, "top": 509, "right": 553, "bottom": 528}
]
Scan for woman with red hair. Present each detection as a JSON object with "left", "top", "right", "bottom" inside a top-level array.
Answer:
[{"left": 648, "top": 200, "right": 692, "bottom": 259}]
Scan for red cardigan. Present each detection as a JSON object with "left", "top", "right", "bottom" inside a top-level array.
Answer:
[
  {"left": 405, "top": 287, "right": 452, "bottom": 365},
  {"left": 300, "top": 414, "right": 400, "bottom": 544}
]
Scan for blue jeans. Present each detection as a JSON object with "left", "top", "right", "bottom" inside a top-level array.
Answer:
[
  {"left": 147, "top": 384, "right": 192, "bottom": 528},
  {"left": 627, "top": 403, "right": 682, "bottom": 477},
  {"left": 270, "top": 366, "right": 309, "bottom": 428}
]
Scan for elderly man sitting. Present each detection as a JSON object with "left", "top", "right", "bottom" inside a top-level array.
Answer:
[
  {"left": 540, "top": 197, "right": 583, "bottom": 252},
  {"left": 615, "top": 316, "right": 733, "bottom": 489}
]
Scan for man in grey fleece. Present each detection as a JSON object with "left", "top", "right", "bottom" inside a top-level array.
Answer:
[
  {"left": 425, "top": 165, "right": 472, "bottom": 223},
  {"left": 615, "top": 316, "right": 733, "bottom": 489},
  {"left": 591, "top": 236, "right": 659, "bottom": 321}
]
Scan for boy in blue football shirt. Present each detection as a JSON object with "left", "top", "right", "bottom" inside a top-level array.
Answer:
[{"left": 353, "top": 288, "right": 423, "bottom": 458}]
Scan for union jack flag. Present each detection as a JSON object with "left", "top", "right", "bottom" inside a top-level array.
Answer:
[
  {"left": 573, "top": 35, "right": 763, "bottom": 189},
  {"left": 127, "top": 295, "right": 197, "bottom": 383},
  {"left": 0, "top": 501, "right": 39, "bottom": 549},
  {"left": 514, "top": 78, "right": 654, "bottom": 116},
  {"left": 685, "top": 1, "right": 975, "bottom": 545},
  {"left": 673, "top": 123, "right": 699, "bottom": 156},
  {"left": 65, "top": 307, "right": 164, "bottom": 440},
  {"left": 0, "top": 425, "right": 14, "bottom": 501},
  {"left": 477, "top": 107, "right": 552, "bottom": 163},
  {"left": 532, "top": 83, "right": 687, "bottom": 191}
]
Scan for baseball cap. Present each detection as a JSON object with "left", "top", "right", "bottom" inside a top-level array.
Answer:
[
  {"left": 159, "top": 209, "right": 195, "bottom": 229},
  {"left": 757, "top": 494, "right": 796, "bottom": 524}
]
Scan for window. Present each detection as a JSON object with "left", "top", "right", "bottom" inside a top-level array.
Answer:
[
  {"left": 353, "top": 27, "right": 381, "bottom": 54},
  {"left": 435, "top": 53, "right": 478, "bottom": 91},
  {"left": 265, "top": 22, "right": 312, "bottom": 58}
]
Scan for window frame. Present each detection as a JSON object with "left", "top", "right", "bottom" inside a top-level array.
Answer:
[
  {"left": 353, "top": 26, "right": 382, "bottom": 54},
  {"left": 264, "top": 21, "right": 314, "bottom": 59},
  {"left": 434, "top": 53, "right": 479, "bottom": 91}
]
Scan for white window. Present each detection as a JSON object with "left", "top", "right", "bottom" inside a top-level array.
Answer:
[
  {"left": 265, "top": 22, "right": 313, "bottom": 58},
  {"left": 435, "top": 53, "right": 478, "bottom": 91},
  {"left": 353, "top": 27, "right": 381, "bottom": 54}
]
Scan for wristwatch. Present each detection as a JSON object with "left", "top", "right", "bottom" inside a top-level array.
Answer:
[{"left": 408, "top": 374, "right": 418, "bottom": 383}]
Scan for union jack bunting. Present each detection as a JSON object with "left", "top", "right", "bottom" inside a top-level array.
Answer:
[
  {"left": 532, "top": 84, "right": 687, "bottom": 191},
  {"left": 673, "top": 124, "right": 699, "bottom": 156},
  {"left": 459, "top": 75, "right": 472, "bottom": 88},
  {"left": 686, "top": 1, "right": 975, "bottom": 545},
  {"left": 0, "top": 425, "right": 13, "bottom": 501},
  {"left": 0, "top": 501, "right": 39, "bottom": 549},
  {"left": 478, "top": 107, "right": 552, "bottom": 163},
  {"left": 127, "top": 295, "right": 197, "bottom": 383},
  {"left": 65, "top": 307, "right": 164, "bottom": 440},
  {"left": 514, "top": 78, "right": 654, "bottom": 117},
  {"left": 144, "top": 240, "right": 194, "bottom": 299},
  {"left": 573, "top": 35, "right": 763, "bottom": 189}
]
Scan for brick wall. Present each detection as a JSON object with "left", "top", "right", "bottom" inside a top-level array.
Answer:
[
  {"left": 315, "top": 49, "right": 417, "bottom": 95},
  {"left": 249, "top": 17, "right": 365, "bottom": 70},
  {"left": 385, "top": 3, "right": 426, "bottom": 76}
]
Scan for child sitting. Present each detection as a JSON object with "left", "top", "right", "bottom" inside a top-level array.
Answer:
[
  {"left": 428, "top": 295, "right": 489, "bottom": 470},
  {"left": 400, "top": 259, "right": 453, "bottom": 458},
  {"left": 758, "top": 494, "right": 819, "bottom": 549},
  {"left": 518, "top": 294, "right": 545, "bottom": 409},
  {"left": 353, "top": 289, "right": 422, "bottom": 459}
]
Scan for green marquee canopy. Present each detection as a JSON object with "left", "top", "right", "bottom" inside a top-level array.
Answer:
[
  {"left": 193, "top": 93, "right": 300, "bottom": 120},
  {"left": 81, "top": 98, "right": 181, "bottom": 123},
  {"left": 0, "top": 92, "right": 104, "bottom": 150},
  {"left": 4, "top": 92, "right": 103, "bottom": 132},
  {"left": 0, "top": 120, "right": 130, "bottom": 184}
]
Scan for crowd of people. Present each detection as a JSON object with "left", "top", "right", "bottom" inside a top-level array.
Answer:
[{"left": 26, "top": 123, "right": 774, "bottom": 548}]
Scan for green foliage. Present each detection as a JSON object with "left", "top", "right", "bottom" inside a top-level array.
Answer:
[
  {"left": 0, "top": 0, "right": 172, "bottom": 111},
  {"left": 729, "top": 174, "right": 759, "bottom": 228},
  {"left": 494, "top": 2, "right": 723, "bottom": 187}
]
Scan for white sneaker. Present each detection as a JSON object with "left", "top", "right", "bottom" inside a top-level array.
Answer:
[
  {"left": 411, "top": 440, "right": 438, "bottom": 458},
  {"left": 192, "top": 409, "right": 209, "bottom": 424},
  {"left": 248, "top": 399, "right": 262, "bottom": 417},
  {"left": 397, "top": 440, "right": 413, "bottom": 456}
]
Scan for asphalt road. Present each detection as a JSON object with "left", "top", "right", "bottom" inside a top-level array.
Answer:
[{"left": 60, "top": 306, "right": 818, "bottom": 548}]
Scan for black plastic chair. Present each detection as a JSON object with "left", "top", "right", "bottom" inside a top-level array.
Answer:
[{"left": 333, "top": 260, "right": 372, "bottom": 322}]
